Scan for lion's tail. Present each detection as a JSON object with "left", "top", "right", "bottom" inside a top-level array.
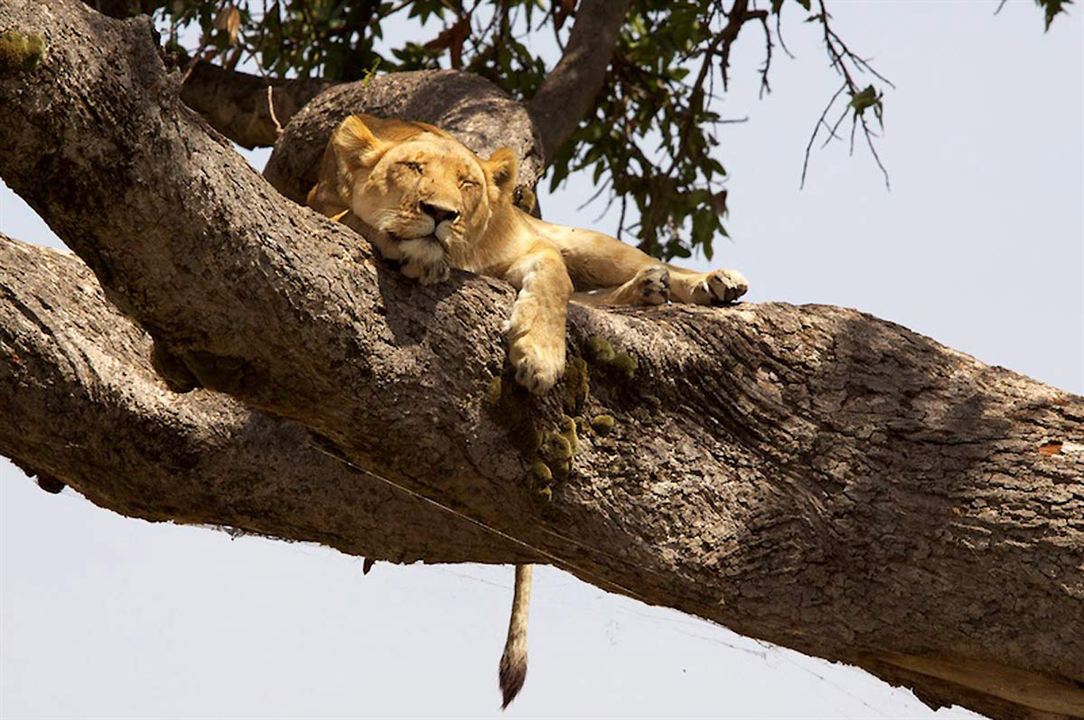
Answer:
[{"left": 498, "top": 563, "right": 533, "bottom": 709}]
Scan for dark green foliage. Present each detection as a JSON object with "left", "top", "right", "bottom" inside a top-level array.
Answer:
[
  {"left": 549, "top": 0, "right": 735, "bottom": 259},
  {"left": 147, "top": 0, "right": 1064, "bottom": 259}
]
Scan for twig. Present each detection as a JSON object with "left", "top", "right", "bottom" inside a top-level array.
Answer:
[
  {"left": 775, "top": 9, "right": 795, "bottom": 60},
  {"left": 756, "top": 12, "right": 773, "bottom": 98},
  {"left": 800, "top": 82, "right": 846, "bottom": 189},
  {"left": 266, "top": 85, "right": 283, "bottom": 137},
  {"left": 861, "top": 113, "right": 890, "bottom": 190},
  {"left": 798, "top": 0, "right": 893, "bottom": 189}
]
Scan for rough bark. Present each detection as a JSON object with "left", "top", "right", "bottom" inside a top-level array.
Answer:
[
  {"left": 0, "top": 234, "right": 525, "bottom": 565},
  {"left": 0, "top": 3, "right": 1082, "bottom": 719},
  {"left": 527, "top": 0, "right": 632, "bottom": 161}
]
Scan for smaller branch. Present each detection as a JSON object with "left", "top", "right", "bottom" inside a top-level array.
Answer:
[
  {"left": 775, "top": 10, "right": 795, "bottom": 60},
  {"left": 756, "top": 12, "right": 773, "bottom": 99},
  {"left": 717, "top": 1, "right": 767, "bottom": 92},
  {"left": 820, "top": 104, "right": 849, "bottom": 149},
  {"left": 800, "top": 1, "right": 893, "bottom": 189},
  {"left": 800, "top": 82, "right": 846, "bottom": 189},
  {"left": 527, "top": 0, "right": 632, "bottom": 162},
  {"left": 816, "top": 0, "right": 894, "bottom": 90},
  {"left": 179, "top": 61, "right": 332, "bottom": 148},
  {"left": 664, "top": 1, "right": 764, "bottom": 179},
  {"left": 860, "top": 113, "right": 891, "bottom": 190},
  {"left": 266, "top": 85, "right": 283, "bottom": 136}
]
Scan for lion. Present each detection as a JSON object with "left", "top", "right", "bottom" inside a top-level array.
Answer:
[{"left": 307, "top": 113, "right": 748, "bottom": 708}]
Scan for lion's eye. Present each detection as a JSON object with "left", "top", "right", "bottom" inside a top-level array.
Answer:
[
  {"left": 459, "top": 179, "right": 477, "bottom": 189},
  {"left": 402, "top": 161, "right": 424, "bottom": 174}
]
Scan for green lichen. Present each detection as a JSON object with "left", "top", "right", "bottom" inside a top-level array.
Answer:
[
  {"left": 561, "top": 356, "right": 589, "bottom": 416},
  {"left": 586, "top": 335, "right": 616, "bottom": 364},
  {"left": 485, "top": 376, "right": 503, "bottom": 405},
  {"left": 585, "top": 336, "right": 638, "bottom": 383},
  {"left": 539, "top": 430, "right": 573, "bottom": 482},
  {"left": 558, "top": 414, "right": 579, "bottom": 455},
  {"left": 528, "top": 460, "right": 552, "bottom": 487},
  {"left": 0, "top": 31, "right": 46, "bottom": 72},
  {"left": 540, "top": 431, "right": 572, "bottom": 463},
  {"left": 611, "top": 352, "right": 638, "bottom": 381},
  {"left": 590, "top": 414, "right": 615, "bottom": 436}
]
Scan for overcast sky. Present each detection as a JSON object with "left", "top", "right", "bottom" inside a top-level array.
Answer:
[{"left": 2, "top": 1, "right": 1081, "bottom": 718}]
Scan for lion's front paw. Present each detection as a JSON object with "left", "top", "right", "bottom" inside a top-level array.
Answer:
[
  {"left": 398, "top": 237, "right": 450, "bottom": 285},
  {"left": 400, "top": 256, "right": 450, "bottom": 285},
  {"left": 676, "top": 268, "right": 748, "bottom": 305},
  {"left": 631, "top": 266, "right": 670, "bottom": 305},
  {"left": 508, "top": 331, "right": 566, "bottom": 395}
]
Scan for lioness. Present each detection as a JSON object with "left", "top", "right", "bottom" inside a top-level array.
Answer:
[{"left": 307, "top": 114, "right": 748, "bottom": 708}]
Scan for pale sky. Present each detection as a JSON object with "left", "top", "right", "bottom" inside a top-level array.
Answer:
[{"left": 1, "top": 2, "right": 1081, "bottom": 718}]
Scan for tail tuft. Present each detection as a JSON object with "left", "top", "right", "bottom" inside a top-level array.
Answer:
[
  {"left": 498, "top": 644, "right": 527, "bottom": 710},
  {"left": 498, "top": 564, "right": 532, "bottom": 710}
]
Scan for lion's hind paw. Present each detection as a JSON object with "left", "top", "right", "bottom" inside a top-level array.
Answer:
[{"left": 676, "top": 268, "right": 748, "bottom": 305}]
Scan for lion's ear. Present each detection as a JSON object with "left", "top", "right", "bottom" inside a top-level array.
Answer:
[
  {"left": 332, "top": 115, "right": 388, "bottom": 172},
  {"left": 485, "top": 147, "right": 518, "bottom": 199}
]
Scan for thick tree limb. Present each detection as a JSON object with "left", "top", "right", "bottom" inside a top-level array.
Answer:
[
  {"left": 179, "top": 61, "right": 332, "bottom": 149},
  {"left": 0, "top": 234, "right": 525, "bottom": 565},
  {"left": 527, "top": 0, "right": 632, "bottom": 161},
  {"left": 1, "top": 3, "right": 1082, "bottom": 719}
]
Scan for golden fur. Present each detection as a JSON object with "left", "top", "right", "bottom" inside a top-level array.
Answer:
[
  {"left": 307, "top": 114, "right": 749, "bottom": 708},
  {"left": 308, "top": 113, "right": 748, "bottom": 395}
]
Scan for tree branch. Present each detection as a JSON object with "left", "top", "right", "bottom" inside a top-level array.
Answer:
[
  {"left": 1, "top": 3, "right": 1082, "bottom": 718},
  {"left": 178, "top": 61, "right": 332, "bottom": 149},
  {"left": 0, "top": 234, "right": 524, "bottom": 565},
  {"left": 527, "top": 0, "right": 631, "bottom": 162}
]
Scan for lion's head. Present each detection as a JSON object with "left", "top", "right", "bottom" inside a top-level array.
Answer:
[{"left": 308, "top": 114, "right": 518, "bottom": 282}]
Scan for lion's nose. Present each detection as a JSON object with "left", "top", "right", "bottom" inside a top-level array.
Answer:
[{"left": 419, "top": 202, "right": 459, "bottom": 224}]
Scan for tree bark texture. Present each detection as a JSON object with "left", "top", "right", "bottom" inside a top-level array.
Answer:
[
  {"left": 0, "top": 3, "right": 1081, "bottom": 718},
  {"left": 0, "top": 234, "right": 525, "bottom": 565}
]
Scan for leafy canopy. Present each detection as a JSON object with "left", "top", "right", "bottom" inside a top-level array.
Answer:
[{"left": 145, "top": 0, "right": 1069, "bottom": 260}]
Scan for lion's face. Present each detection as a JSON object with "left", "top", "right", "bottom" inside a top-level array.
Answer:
[
  {"left": 354, "top": 135, "right": 493, "bottom": 260},
  {"left": 319, "top": 115, "right": 518, "bottom": 279}
]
